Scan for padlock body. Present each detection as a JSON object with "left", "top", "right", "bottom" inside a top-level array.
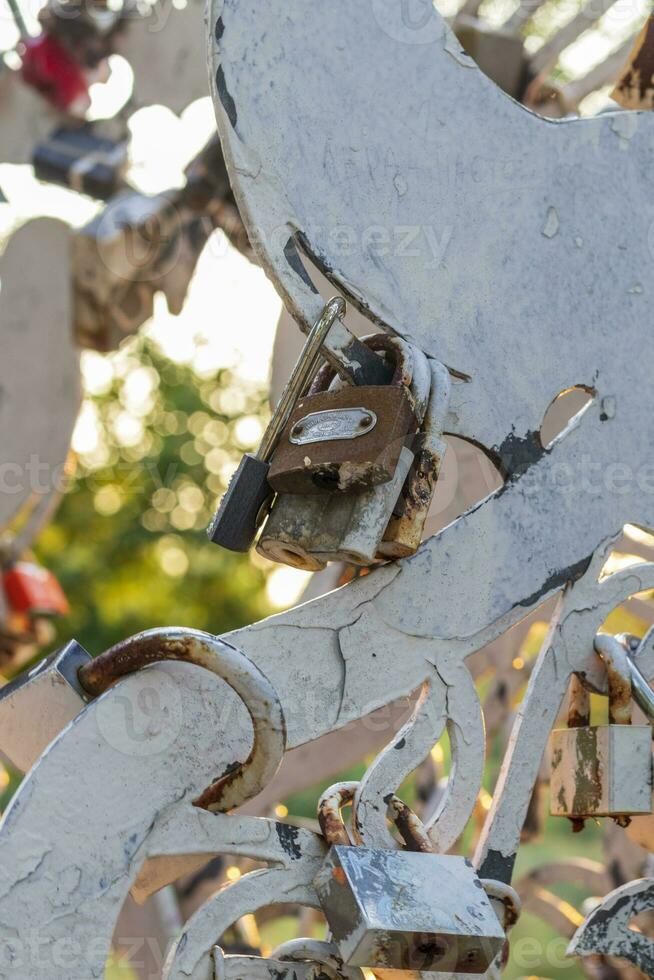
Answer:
[
  {"left": 549, "top": 725, "right": 653, "bottom": 819},
  {"left": 258, "top": 447, "right": 414, "bottom": 569},
  {"left": 268, "top": 386, "right": 417, "bottom": 494},
  {"left": 3, "top": 562, "right": 70, "bottom": 617},
  {"left": 0, "top": 640, "right": 91, "bottom": 772},
  {"left": 207, "top": 453, "right": 271, "bottom": 553},
  {"left": 314, "top": 847, "right": 505, "bottom": 973}
]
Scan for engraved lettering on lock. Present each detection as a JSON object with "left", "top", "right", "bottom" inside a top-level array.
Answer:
[{"left": 289, "top": 408, "right": 378, "bottom": 446}]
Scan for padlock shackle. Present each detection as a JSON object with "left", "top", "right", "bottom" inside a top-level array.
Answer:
[
  {"left": 597, "top": 632, "right": 654, "bottom": 726},
  {"left": 596, "top": 637, "right": 633, "bottom": 725},
  {"left": 259, "top": 297, "right": 346, "bottom": 461},
  {"left": 318, "top": 781, "right": 434, "bottom": 852},
  {"left": 567, "top": 674, "right": 591, "bottom": 729},
  {"left": 318, "top": 782, "right": 358, "bottom": 846},
  {"left": 386, "top": 796, "right": 434, "bottom": 853},
  {"left": 308, "top": 333, "right": 414, "bottom": 397},
  {"left": 572, "top": 635, "right": 636, "bottom": 727}
]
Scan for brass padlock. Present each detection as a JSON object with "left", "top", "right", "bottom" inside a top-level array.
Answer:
[
  {"left": 314, "top": 785, "right": 505, "bottom": 973},
  {"left": 549, "top": 665, "right": 653, "bottom": 827},
  {"left": 268, "top": 335, "right": 419, "bottom": 495}
]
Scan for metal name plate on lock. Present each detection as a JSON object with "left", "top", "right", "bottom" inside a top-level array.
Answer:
[
  {"left": 315, "top": 847, "right": 505, "bottom": 973},
  {"left": 289, "top": 407, "right": 378, "bottom": 446}
]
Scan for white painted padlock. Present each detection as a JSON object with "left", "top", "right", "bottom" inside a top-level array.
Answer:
[{"left": 313, "top": 785, "right": 505, "bottom": 973}]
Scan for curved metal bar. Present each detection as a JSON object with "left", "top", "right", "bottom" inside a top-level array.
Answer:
[
  {"left": 423, "top": 659, "right": 485, "bottom": 852},
  {"left": 79, "top": 627, "right": 287, "bottom": 811},
  {"left": 317, "top": 781, "right": 358, "bottom": 846},
  {"left": 595, "top": 632, "right": 654, "bottom": 726},
  {"left": 569, "top": 878, "right": 654, "bottom": 974},
  {"left": 164, "top": 866, "right": 322, "bottom": 980},
  {"left": 273, "top": 939, "right": 365, "bottom": 979},
  {"left": 353, "top": 657, "right": 484, "bottom": 853},
  {"left": 353, "top": 675, "right": 446, "bottom": 850}
]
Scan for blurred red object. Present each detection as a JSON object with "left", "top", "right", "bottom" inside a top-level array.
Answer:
[
  {"left": 3, "top": 562, "right": 70, "bottom": 617},
  {"left": 20, "top": 33, "right": 89, "bottom": 112}
]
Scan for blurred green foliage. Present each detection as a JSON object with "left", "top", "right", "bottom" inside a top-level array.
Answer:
[{"left": 37, "top": 335, "right": 274, "bottom": 655}]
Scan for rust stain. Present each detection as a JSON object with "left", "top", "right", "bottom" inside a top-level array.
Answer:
[
  {"left": 388, "top": 797, "right": 433, "bottom": 853},
  {"left": 571, "top": 728, "right": 602, "bottom": 818},
  {"left": 78, "top": 630, "right": 201, "bottom": 696},
  {"left": 606, "top": 659, "right": 632, "bottom": 726},
  {"left": 331, "top": 867, "right": 347, "bottom": 886},
  {"left": 318, "top": 784, "right": 356, "bottom": 846}
]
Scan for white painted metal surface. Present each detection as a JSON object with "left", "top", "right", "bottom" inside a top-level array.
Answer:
[{"left": 0, "top": 1, "right": 653, "bottom": 976}]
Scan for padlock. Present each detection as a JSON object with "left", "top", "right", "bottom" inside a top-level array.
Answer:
[
  {"left": 33, "top": 124, "right": 127, "bottom": 200},
  {"left": 258, "top": 340, "right": 432, "bottom": 569},
  {"left": 207, "top": 298, "right": 347, "bottom": 553},
  {"left": 3, "top": 560, "right": 70, "bottom": 618},
  {"left": 268, "top": 335, "right": 420, "bottom": 495},
  {"left": 0, "top": 639, "right": 91, "bottom": 772},
  {"left": 549, "top": 666, "right": 653, "bottom": 825},
  {"left": 257, "top": 446, "right": 414, "bottom": 569},
  {"left": 20, "top": 0, "right": 127, "bottom": 113},
  {"left": 20, "top": 33, "right": 91, "bottom": 114},
  {"left": 313, "top": 785, "right": 505, "bottom": 973}
]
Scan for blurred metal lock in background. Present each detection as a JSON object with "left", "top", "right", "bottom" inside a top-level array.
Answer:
[
  {"left": 314, "top": 786, "right": 505, "bottom": 974},
  {"left": 550, "top": 660, "right": 652, "bottom": 825},
  {"left": 0, "top": 639, "right": 91, "bottom": 772},
  {"left": 268, "top": 335, "right": 419, "bottom": 495},
  {"left": 2, "top": 560, "right": 70, "bottom": 618}
]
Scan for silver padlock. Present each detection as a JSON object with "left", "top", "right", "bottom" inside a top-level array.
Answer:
[
  {"left": 313, "top": 785, "right": 505, "bottom": 973},
  {"left": 0, "top": 639, "right": 91, "bottom": 772},
  {"left": 550, "top": 657, "right": 653, "bottom": 827},
  {"left": 257, "top": 341, "right": 434, "bottom": 570}
]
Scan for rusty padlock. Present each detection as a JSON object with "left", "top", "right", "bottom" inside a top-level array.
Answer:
[
  {"left": 313, "top": 784, "right": 505, "bottom": 973},
  {"left": 549, "top": 660, "right": 653, "bottom": 828},
  {"left": 268, "top": 335, "right": 420, "bottom": 495},
  {"left": 258, "top": 340, "right": 431, "bottom": 569}
]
